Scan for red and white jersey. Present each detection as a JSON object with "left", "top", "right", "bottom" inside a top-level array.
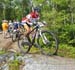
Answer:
[
  {"left": 30, "top": 12, "right": 39, "bottom": 18},
  {"left": 22, "top": 11, "right": 39, "bottom": 23},
  {"left": 21, "top": 17, "right": 27, "bottom": 23}
]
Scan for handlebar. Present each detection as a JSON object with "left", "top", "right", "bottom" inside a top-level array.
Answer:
[{"left": 33, "top": 21, "right": 47, "bottom": 28}]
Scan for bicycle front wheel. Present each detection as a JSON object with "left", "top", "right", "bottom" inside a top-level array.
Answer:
[{"left": 37, "top": 30, "right": 58, "bottom": 55}]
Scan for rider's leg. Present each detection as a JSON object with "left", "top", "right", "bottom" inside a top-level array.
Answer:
[
  {"left": 23, "top": 24, "right": 32, "bottom": 42},
  {"left": 24, "top": 24, "right": 32, "bottom": 36}
]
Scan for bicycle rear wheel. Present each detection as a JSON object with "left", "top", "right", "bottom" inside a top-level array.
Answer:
[
  {"left": 18, "top": 35, "right": 31, "bottom": 54},
  {"left": 19, "top": 25, "right": 25, "bottom": 34},
  {"left": 37, "top": 30, "right": 58, "bottom": 55}
]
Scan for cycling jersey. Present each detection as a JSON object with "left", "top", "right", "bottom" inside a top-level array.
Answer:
[
  {"left": 2, "top": 22, "right": 8, "bottom": 31},
  {"left": 30, "top": 12, "right": 39, "bottom": 18},
  {"left": 13, "top": 22, "right": 19, "bottom": 29},
  {"left": 21, "top": 11, "right": 39, "bottom": 26}
]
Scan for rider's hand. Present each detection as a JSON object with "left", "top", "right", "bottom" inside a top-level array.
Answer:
[{"left": 33, "top": 22, "right": 37, "bottom": 26}]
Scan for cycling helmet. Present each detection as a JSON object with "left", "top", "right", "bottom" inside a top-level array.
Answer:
[{"left": 34, "top": 7, "right": 40, "bottom": 12}]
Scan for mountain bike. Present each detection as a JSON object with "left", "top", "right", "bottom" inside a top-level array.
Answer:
[
  {"left": 18, "top": 21, "right": 58, "bottom": 55},
  {"left": 11, "top": 29, "right": 18, "bottom": 42},
  {"left": 11, "top": 24, "right": 25, "bottom": 42},
  {"left": 8, "top": 25, "right": 13, "bottom": 38}
]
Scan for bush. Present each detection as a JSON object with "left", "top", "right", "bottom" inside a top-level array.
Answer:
[
  {"left": 9, "top": 60, "right": 20, "bottom": 70},
  {"left": 58, "top": 44, "right": 75, "bottom": 58}
]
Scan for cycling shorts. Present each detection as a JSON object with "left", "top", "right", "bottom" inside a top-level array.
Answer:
[{"left": 21, "top": 22, "right": 32, "bottom": 27}]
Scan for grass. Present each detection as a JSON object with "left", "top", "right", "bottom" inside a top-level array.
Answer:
[
  {"left": 29, "top": 44, "right": 75, "bottom": 58},
  {"left": 9, "top": 60, "right": 20, "bottom": 70},
  {"left": 30, "top": 46, "right": 41, "bottom": 54},
  {"left": 58, "top": 44, "right": 75, "bottom": 58},
  {"left": 0, "top": 50, "right": 6, "bottom": 55},
  {"left": 0, "top": 44, "right": 75, "bottom": 59}
]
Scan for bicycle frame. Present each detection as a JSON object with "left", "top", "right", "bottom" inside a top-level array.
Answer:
[
  {"left": 23, "top": 21, "right": 46, "bottom": 46},
  {"left": 26, "top": 25, "right": 39, "bottom": 46},
  {"left": 18, "top": 21, "right": 58, "bottom": 55}
]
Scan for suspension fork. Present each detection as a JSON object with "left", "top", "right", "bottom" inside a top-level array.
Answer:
[
  {"left": 39, "top": 30, "right": 49, "bottom": 44},
  {"left": 31, "top": 28, "right": 38, "bottom": 45},
  {"left": 38, "top": 30, "right": 45, "bottom": 43}
]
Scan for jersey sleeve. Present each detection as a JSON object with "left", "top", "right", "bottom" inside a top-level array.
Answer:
[{"left": 26, "top": 14, "right": 31, "bottom": 19}]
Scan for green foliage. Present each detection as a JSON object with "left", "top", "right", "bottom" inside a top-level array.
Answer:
[
  {"left": 0, "top": 50, "right": 6, "bottom": 55},
  {"left": 9, "top": 60, "right": 20, "bottom": 70},
  {"left": 58, "top": 44, "right": 75, "bottom": 58}
]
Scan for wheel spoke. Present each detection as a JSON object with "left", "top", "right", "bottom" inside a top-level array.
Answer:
[
  {"left": 37, "top": 31, "right": 58, "bottom": 55},
  {"left": 18, "top": 36, "right": 30, "bottom": 53}
]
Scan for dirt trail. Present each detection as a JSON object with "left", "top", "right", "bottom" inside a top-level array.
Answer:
[
  {"left": 0, "top": 34, "right": 12, "bottom": 49},
  {"left": 0, "top": 33, "right": 75, "bottom": 70},
  {"left": 0, "top": 33, "right": 20, "bottom": 52}
]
